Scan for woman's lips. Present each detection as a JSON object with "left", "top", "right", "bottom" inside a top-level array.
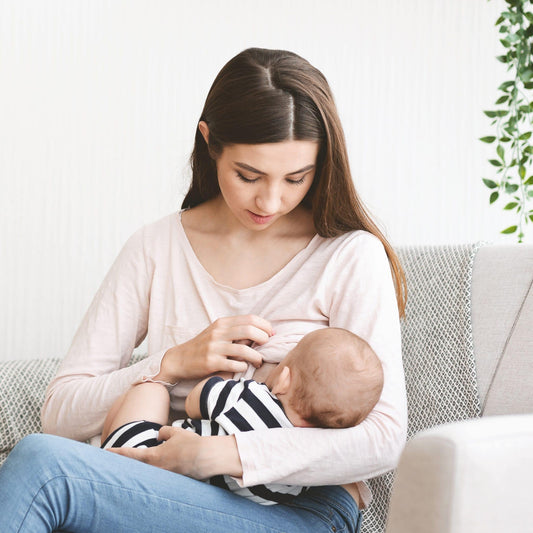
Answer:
[{"left": 247, "top": 211, "right": 275, "bottom": 225}]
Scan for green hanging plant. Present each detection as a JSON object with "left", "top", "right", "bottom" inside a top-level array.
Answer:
[{"left": 481, "top": 0, "right": 533, "bottom": 242}]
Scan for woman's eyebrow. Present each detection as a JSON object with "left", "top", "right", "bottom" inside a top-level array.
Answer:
[{"left": 234, "top": 162, "right": 315, "bottom": 176}]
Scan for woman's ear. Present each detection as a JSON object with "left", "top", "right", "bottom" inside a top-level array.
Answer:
[
  {"left": 198, "top": 121, "right": 209, "bottom": 144},
  {"left": 271, "top": 366, "right": 291, "bottom": 397}
]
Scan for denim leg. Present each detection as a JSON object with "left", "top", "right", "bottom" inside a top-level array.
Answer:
[{"left": 0, "top": 434, "right": 361, "bottom": 533}]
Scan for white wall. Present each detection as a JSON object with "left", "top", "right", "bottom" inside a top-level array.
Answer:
[{"left": 1, "top": 0, "right": 520, "bottom": 361}]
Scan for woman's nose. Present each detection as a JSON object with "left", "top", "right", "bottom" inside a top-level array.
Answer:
[{"left": 255, "top": 185, "right": 281, "bottom": 214}]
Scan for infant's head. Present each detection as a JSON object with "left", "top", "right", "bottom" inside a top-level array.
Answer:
[{"left": 268, "top": 328, "right": 383, "bottom": 429}]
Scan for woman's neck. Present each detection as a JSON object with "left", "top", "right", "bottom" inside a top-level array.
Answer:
[
  {"left": 184, "top": 196, "right": 314, "bottom": 245},
  {"left": 180, "top": 198, "right": 317, "bottom": 290}
]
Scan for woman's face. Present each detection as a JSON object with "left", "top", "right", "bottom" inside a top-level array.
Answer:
[{"left": 214, "top": 140, "right": 319, "bottom": 231}]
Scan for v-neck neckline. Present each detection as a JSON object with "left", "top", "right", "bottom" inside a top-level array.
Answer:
[{"left": 175, "top": 210, "right": 321, "bottom": 294}]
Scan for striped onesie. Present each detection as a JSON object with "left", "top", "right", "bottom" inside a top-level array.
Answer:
[{"left": 101, "top": 377, "right": 305, "bottom": 505}]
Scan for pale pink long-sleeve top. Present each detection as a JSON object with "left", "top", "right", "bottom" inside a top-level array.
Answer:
[{"left": 41, "top": 211, "right": 407, "bottom": 506}]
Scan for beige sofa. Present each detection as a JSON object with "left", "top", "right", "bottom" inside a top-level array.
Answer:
[
  {"left": 387, "top": 244, "right": 533, "bottom": 533},
  {"left": 0, "top": 243, "right": 532, "bottom": 533}
]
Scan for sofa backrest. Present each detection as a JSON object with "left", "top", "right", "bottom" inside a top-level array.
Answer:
[{"left": 471, "top": 244, "right": 533, "bottom": 415}]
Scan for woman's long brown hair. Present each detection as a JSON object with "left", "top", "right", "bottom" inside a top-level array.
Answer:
[{"left": 182, "top": 48, "right": 407, "bottom": 317}]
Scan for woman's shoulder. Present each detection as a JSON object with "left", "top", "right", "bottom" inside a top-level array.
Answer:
[
  {"left": 142, "top": 211, "right": 181, "bottom": 236},
  {"left": 125, "top": 211, "right": 181, "bottom": 243},
  {"left": 116, "top": 211, "right": 182, "bottom": 262},
  {"left": 309, "top": 229, "right": 390, "bottom": 281},
  {"left": 319, "top": 228, "right": 385, "bottom": 256}
]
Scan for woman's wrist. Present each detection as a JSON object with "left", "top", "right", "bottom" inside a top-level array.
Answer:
[
  {"left": 153, "top": 346, "right": 182, "bottom": 383},
  {"left": 197, "top": 435, "right": 243, "bottom": 479}
]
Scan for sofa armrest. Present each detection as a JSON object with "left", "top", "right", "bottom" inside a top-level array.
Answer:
[{"left": 386, "top": 414, "right": 533, "bottom": 533}]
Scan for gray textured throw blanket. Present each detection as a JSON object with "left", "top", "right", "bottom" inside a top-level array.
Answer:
[{"left": 362, "top": 243, "right": 483, "bottom": 533}]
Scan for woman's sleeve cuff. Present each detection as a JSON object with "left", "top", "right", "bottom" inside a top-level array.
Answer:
[{"left": 133, "top": 350, "right": 178, "bottom": 388}]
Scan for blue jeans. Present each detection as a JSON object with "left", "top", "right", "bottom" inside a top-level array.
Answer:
[{"left": 0, "top": 434, "right": 362, "bottom": 533}]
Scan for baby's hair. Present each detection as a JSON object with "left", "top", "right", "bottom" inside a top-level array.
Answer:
[{"left": 288, "top": 328, "right": 383, "bottom": 429}]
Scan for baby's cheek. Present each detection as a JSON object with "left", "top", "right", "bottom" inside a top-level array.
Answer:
[{"left": 252, "top": 362, "right": 277, "bottom": 383}]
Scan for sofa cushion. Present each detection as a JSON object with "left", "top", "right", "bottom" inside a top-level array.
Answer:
[{"left": 0, "top": 358, "right": 60, "bottom": 464}]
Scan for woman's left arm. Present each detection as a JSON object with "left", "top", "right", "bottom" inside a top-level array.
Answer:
[{"left": 232, "top": 232, "right": 408, "bottom": 488}]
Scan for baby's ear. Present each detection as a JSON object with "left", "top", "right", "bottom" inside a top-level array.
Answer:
[{"left": 271, "top": 366, "right": 291, "bottom": 397}]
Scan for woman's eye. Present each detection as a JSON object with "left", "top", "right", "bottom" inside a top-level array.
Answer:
[
  {"left": 237, "top": 172, "right": 259, "bottom": 183},
  {"left": 286, "top": 176, "right": 306, "bottom": 185}
]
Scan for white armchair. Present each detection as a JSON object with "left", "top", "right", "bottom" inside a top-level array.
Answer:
[{"left": 387, "top": 414, "right": 533, "bottom": 532}]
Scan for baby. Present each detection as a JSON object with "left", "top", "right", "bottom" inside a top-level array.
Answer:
[{"left": 101, "top": 327, "right": 384, "bottom": 505}]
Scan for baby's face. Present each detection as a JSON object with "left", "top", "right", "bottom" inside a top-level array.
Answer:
[{"left": 252, "top": 361, "right": 277, "bottom": 383}]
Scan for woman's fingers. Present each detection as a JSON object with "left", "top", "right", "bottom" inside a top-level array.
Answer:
[
  {"left": 108, "top": 427, "right": 188, "bottom": 471},
  {"left": 158, "top": 425, "right": 179, "bottom": 441},
  {"left": 107, "top": 446, "right": 155, "bottom": 464},
  {"left": 160, "top": 315, "right": 273, "bottom": 381},
  {"left": 215, "top": 315, "right": 274, "bottom": 339},
  {"left": 227, "top": 342, "right": 263, "bottom": 368},
  {"left": 227, "top": 324, "right": 271, "bottom": 346}
]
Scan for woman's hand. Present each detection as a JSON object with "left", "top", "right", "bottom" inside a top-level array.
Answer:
[
  {"left": 108, "top": 426, "right": 243, "bottom": 480},
  {"left": 155, "top": 315, "right": 273, "bottom": 383}
]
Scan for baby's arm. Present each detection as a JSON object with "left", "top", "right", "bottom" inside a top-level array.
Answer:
[
  {"left": 101, "top": 382, "right": 169, "bottom": 444},
  {"left": 184, "top": 372, "right": 233, "bottom": 419}
]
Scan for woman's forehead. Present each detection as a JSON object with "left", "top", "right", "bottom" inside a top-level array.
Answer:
[{"left": 220, "top": 140, "right": 320, "bottom": 173}]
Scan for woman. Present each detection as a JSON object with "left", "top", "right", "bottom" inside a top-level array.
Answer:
[{"left": 0, "top": 47, "right": 407, "bottom": 532}]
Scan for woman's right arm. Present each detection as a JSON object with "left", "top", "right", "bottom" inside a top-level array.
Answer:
[
  {"left": 42, "top": 226, "right": 272, "bottom": 441},
  {"left": 41, "top": 226, "right": 159, "bottom": 441}
]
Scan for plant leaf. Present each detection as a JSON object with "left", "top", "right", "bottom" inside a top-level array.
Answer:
[
  {"left": 505, "top": 183, "right": 519, "bottom": 193},
  {"left": 504, "top": 201, "right": 519, "bottom": 210},
  {"left": 496, "top": 94, "right": 509, "bottom": 104},
  {"left": 490, "top": 191, "right": 499, "bottom": 204},
  {"left": 501, "top": 225, "right": 518, "bottom": 234},
  {"left": 483, "top": 178, "right": 499, "bottom": 189},
  {"left": 525, "top": 176, "right": 533, "bottom": 185},
  {"left": 498, "top": 80, "right": 514, "bottom": 91},
  {"left": 489, "top": 159, "right": 503, "bottom": 166},
  {"left": 521, "top": 68, "right": 533, "bottom": 82},
  {"left": 479, "top": 136, "right": 496, "bottom": 143}
]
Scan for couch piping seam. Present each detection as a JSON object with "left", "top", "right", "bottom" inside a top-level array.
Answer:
[{"left": 482, "top": 272, "right": 533, "bottom": 413}]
